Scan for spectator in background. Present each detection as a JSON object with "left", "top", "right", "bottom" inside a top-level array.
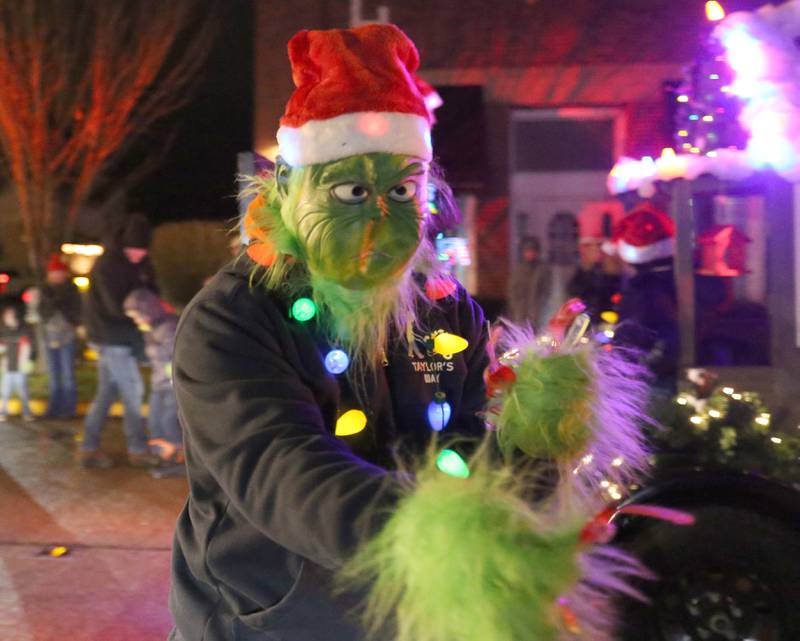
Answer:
[
  {"left": 124, "top": 288, "right": 184, "bottom": 478},
  {"left": 612, "top": 204, "right": 679, "bottom": 395},
  {"left": 507, "top": 235, "right": 552, "bottom": 329},
  {"left": 567, "top": 238, "right": 622, "bottom": 320},
  {"left": 79, "top": 213, "right": 159, "bottom": 468},
  {"left": 0, "top": 304, "right": 34, "bottom": 422},
  {"left": 40, "top": 253, "right": 82, "bottom": 419}
]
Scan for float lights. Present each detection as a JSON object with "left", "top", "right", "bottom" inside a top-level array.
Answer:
[
  {"left": 690, "top": 415, "right": 704, "bottom": 425},
  {"left": 731, "top": 393, "right": 743, "bottom": 400},
  {"left": 755, "top": 415, "right": 770, "bottom": 426},
  {"left": 705, "top": 1, "right": 725, "bottom": 22},
  {"left": 427, "top": 392, "right": 452, "bottom": 432},
  {"left": 722, "top": 386, "right": 734, "bottom": 395},
  {"left": 73, "top": 276, "right": 90, "bottom": 290},
  {"left": 710, "top": 73, "right": 720, "bottom": 80},
  {"left": 702, "top": 115, "right": 714, "bottom": 122},
  {"left": 689, "top": 114, "right": 700, "bottom": 121},
  {"left": 290, "top": 297, "right": 316, "bottom": 322},
  {"left": 335, "top": 409, "right": 367, "bottom": 436},
  {"left": 611, "top": 456, "right": 624, "bottom": 467},
  {"left": 60, "top": 243, "right": 104, "bottom": 256},
  {"left": 677, "top": 397, "right": 689, "bottom": 405},
  {"left": 324, "top": 349, "right": 350, "bottom": 375},
  {"left": 600, "top": 310, "right": 619, "bottom": 324},
  {"left": 771, "top": 436, "right": 783, "bottom": 444},
  {"left": 436, "top": 449, "right": 470, "bottom": 478},
  {"left": 709, "top": 409, "right": 722, "bottom": 418},
  {"left": 676, "top": 95, "right": 690, "bottom": 103}
]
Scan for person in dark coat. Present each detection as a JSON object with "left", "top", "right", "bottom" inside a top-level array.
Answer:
[
  {"left": 0, "top": 304, "right": 34, "bottom": 421},
  {"left": 79, "top": 213, "right": 160, "bottom": 468},
  {"left": 168, "top": 25, "right": 488, "bottom": 641},
  {"left": 39, "top": 253, "right": 82, "bottom": 418},
  {"left": 612, "top": 204, "right": 680, "bottom": 394},
  {"left": 507, "top": 236, "right": 552, "bottom": 328},
  {"left": 124, "top": 288, "right": 184, "bottom": 477}
]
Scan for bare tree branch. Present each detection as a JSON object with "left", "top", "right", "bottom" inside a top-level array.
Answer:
[{"left": 0, "top": 0, "right": 217, "bottom": 280}]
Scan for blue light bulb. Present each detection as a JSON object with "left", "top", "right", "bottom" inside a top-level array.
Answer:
[
  {"left": 427, "top": 393, "right": 452, "bottom": 432},
  {"left": 324, "top": 349, "right": 350, "bottom": 375}
]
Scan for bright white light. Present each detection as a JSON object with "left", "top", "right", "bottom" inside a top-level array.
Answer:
[
  {"left": 732, "top": 393, "right": 743, "bottom": 400},
  {"left": 600, "top": 480, "right": 610, "bottom": 488},
  {"left": 706, "top": 1, "right": 726, "bottom": 21},
  {"left": 581, "top": 454, "right": 594, "bottom": 465},
  {"left": 755, "top": 416, "right": 770, "bottom": 426},
  {"left": 771, "top": 437, "right": 783, "bottom": 444},
  {"left": 690, "top": 416, "right": 704, "bottom": 425},
  {"left": 677, "top": 397, "right": 688, "bottom": 405},
  {"left": 611, "top": 456, "right": 624, "bottom": 467},
  {"left": 61, "top": 243, "right": 104, "bottom": 257},
  {"left": 723, "top": 28, "right": 767, "bottom": 81},
  {"left": 722, "top": 387, "right": 734, "bottom": 395},
  {"left": 709, "top": 409, "right": 722, "bottom": 418}
]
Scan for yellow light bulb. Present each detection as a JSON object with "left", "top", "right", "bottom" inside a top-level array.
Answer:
[
  {"left": 705, "top": 1, "right": 725, "bottom": 21},
  {"left": 432, "top": 332, "right": 468, "bottom": 357},
  {"left": 600, "top": 310, "right": 619, "bottom": 324},
  {"left": 335, "top": 409, "right": 367, "bottom": 436}
]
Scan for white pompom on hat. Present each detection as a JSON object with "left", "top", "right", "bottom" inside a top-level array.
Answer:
[{"left": 276, "top": 24, "right": 440, "bottom": 167}]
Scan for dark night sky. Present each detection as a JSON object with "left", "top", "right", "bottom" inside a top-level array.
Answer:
[{"left": 128, "top": 1, "right": 253, "bottom": 225}]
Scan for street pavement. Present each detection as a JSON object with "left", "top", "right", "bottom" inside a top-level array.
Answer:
[{"left": 0, "top": 416, "right": 188, "bottom": 641}]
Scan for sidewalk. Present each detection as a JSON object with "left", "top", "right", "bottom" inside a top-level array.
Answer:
[{"left": 0, "top": 416, "right": 188, "bottom": 641}]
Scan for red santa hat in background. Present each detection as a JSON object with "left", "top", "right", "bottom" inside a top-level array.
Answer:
[
  {"left": 47, "top": 253, "right": 69, "bottom": 274},
  {"left": 276, "top": 24, "right": 441, "bottom": 167},
  {"left": 612, "top": 202, "right": 676, "bottom": 264}
]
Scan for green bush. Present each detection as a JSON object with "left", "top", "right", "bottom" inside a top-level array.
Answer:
[{"left": 151, "top": 220, "right": 234, "bottom": 310}]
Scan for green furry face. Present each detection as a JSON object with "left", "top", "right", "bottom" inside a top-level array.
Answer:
[{"left": 282, "top": 153, "right": 427, "bottom": 290}]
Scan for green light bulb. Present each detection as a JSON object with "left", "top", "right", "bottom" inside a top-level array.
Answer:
[
  {"left": 436, "top": 449, "right": 470, "bottom": 478},
  {"left": 291, "top": 297, "right": 316, "bottom": 322}
]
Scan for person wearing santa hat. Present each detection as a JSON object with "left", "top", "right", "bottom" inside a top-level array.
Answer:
[
  {"left": 167, "top": 24, "right": 488, "bottom": 641},
  {"left": 39, "top": 253, "right": 82, "bottom": 419},
  {"left": 611, "top": 203, "right": 680, "bottom": 394}
]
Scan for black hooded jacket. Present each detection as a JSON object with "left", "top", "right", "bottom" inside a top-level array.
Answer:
[
  {"left": 83, "top": 248, "right": 157, "bottom": 350},
  {"left": 169, "top": 260, "right": 488, "bottom": 641}
]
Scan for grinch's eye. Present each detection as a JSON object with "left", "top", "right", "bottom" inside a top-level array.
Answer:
[
  {"left": 387, "top": 181, "right": 417, "bottom": 203},
  {"left": 331, "top": 183, "right": 369, "bottom": 204}
]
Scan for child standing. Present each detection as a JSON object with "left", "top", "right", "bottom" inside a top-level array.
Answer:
[
  {"left": 123, "top": 288, "right": 183, "bottom": 477},
  {"left": 0, "top": 304, "right": 34, "bottom": 422}
]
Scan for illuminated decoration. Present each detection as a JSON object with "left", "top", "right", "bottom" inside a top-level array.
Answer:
[
  {"left": 324, "top": 349, "right": 350, "bottom": 375},
  {"left": 427, "top": 182, "right": 438, "bottom": 215},
  {"left": 435, "top": 449, "right": 469, "bottom": 478},
  {"left": 609, "top": 0, "right": 800, "bottom": 194},
  {"left": 696, "top": 224, "right": 750, "bottom": 276},
  {"left": 335, "top": 409, "right": 367, "bottom": 436},
  {"left": 73, "top": 276, "right": 90, "bottom": 290},
  {"left": 48, "top": 546, "right": 69, "bottom": 558},
  {"left": 600, "top": 311, "right": 619, "bottom": 325},
  {"left": 705, "top": 1, "right": 725, "bottom": 22},
  {"left": 60, "top": 243, "right": 104, "bottom": 256},
  {"left": 424, "top": 276, "right": 458, "bottom": 301},
  {"left": 290, "top": 297, "right": 317, "bottom": 322},
  {"left": 432, "top": 332, "right": 468, "bottom": 357},
  {"left": 427, "top": 391, "right": 452, "bottom": 432}
]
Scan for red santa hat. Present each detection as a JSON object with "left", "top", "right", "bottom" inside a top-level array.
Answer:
[
  {"left": 47, "top": 253, "right": 69, "bottom": 273},
  {"left": 276, "top": 24, "right": 440, "bottom": 167},
  {"left": 613, "top": 203, "right": 676, "bottom": 264}
]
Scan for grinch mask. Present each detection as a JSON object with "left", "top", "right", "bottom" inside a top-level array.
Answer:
[{"left": 279, "top": 153, "right": 428, "bottom": 290}]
